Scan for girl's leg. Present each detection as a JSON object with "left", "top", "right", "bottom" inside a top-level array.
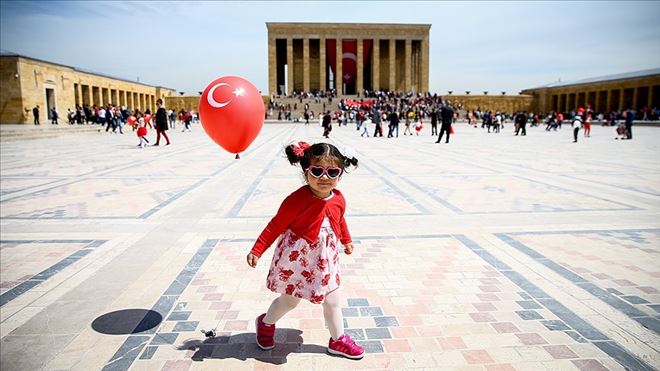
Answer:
[
  {"left": 263, "top": 294, "right": 301, "bottom": 324},
  {"left": 322, "top": 289, "right": 344, "bottom": 340}
]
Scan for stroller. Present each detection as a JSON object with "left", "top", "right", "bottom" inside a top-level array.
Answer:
[{"left": 615, "top": 122, "right": 627, "bottom": 140}]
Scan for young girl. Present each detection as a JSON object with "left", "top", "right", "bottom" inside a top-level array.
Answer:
[
  {"left": 246, "top": 142, "right": 364, "bottom": 359},
  {"left": 136, "top": 118, "right": 149, "bottom": 148},
  {"left": 583, "top": 112, "right": 592, "bottom": 138}
]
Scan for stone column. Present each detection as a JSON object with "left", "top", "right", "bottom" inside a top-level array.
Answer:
[
  {"left": 389, "top": 39, "right": 396, "bottom": 91},
  {"left": 372, "top": 39, "right": 380, "bottom": 91},
  {"left": 357, "top": 38, "right": 363, "bottom": 95},
  {"left": 336, "top": 39, "right": 343, "bottom": 95},
  {"left": 404, "top": 39, "right": 411, "bottom": 92},
  {"left": 605, "top": 90, "right": 612, "bottom": 112},
  {"left": 320, "top": 37, "right": 326, "bottom": 92},
  {"left": 268, "top": 35, "right": 276, "bottom": 95},
  {"left": 303, "top": 38, "right": 310, "bottom": 92},
  {"left": 87, "top": 86, "right": 93, "bottom": 107},
  {"left": 286, "top": 38, "right": 294, "bottom": 96},
  {"left": 421, "top": 37, "right": 429, "bottom": 92},
  {"left": 76, "top": 83, "right": 83, "bottom": 107},
  {"left": 648, "top": 86, "right": 653, "bottom": 110}
]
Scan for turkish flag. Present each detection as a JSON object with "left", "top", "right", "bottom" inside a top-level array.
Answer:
[
  {"left": 326, "top": 39, "right": 372, "bottom": 86},
  {"left": 342, "top": 40, "right": 357, "bottom": 84}
]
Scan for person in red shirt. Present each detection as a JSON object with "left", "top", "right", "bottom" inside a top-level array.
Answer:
[{"left": 247, "top": 141, "right": 364, "bottom": 359}]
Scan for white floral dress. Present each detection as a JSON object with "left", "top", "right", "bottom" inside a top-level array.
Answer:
[{"left": 266, "top": 217, "right": 341, "bottom": 304}]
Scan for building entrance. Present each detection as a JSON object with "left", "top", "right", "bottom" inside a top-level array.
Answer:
[{"left": 45, "top": 88, "right": 56, "bottom": 119}]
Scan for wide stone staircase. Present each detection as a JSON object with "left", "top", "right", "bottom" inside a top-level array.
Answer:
[{"left": 0, "top": 124, "right": 105, "bottom": 141}]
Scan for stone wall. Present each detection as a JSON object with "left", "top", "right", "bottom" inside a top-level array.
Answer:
[
  {"left": 444, "top": 95, "right": 535, "bottom": 114},
  {"left": 164, "top": 95, "right": 271, "bottom": 115},
  {"left": 0, "top": 55, "right": 177, "bottom": 124},
  {"left": 0, "top": 57, "right": 24, "bottom": 123},
  {"left": 163, "top": 96, "right": 201, "bottom": 113}
]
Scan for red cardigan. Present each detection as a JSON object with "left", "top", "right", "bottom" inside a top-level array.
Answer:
[{"left": 250, "top": 186, "right": 352, "bottom": 257}]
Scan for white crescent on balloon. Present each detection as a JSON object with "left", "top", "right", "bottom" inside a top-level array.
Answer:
[{"left": 207, "top": 82, "right": 233, "bottom": 108}]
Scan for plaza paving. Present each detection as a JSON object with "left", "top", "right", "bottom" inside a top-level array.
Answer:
[{"left": 1, "top": 122, "right": 659, "bottom": 371}]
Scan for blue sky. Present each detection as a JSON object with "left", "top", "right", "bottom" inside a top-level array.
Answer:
[{"left": 1, "top": 1, "right": 659, "bottom": 95}]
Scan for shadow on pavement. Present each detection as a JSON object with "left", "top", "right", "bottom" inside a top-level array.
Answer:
[{"left": 177, "top": 329, "right": 327, "bottom": 365}]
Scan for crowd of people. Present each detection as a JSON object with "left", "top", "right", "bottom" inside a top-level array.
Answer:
[
  {"left": 267, "top": 89, "right": 656, "bottom": 143},
  {"left": 32, "top": 102, "right": 199, "bottom": 148},
  {"left": 31, "top": 89, "right": 656, "bottom": 147}
]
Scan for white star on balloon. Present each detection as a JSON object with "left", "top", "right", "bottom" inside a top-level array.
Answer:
[{"left": 232, "top": 88, "right": 245, "bottom": 97}]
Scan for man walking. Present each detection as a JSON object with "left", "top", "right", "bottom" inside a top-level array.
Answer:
[
  {"left": 32, "top": 105, "right": 40, "bottom": 125},
  {"left": 372, "top": 108, "right": 383, "bottom": 137},
  {"left": 430, "top": 108, "right": 438, "bottom": 136},
  {"left": 387, "top": 110, "right": 399, "bottom": 138},
  {"left": 154, "top": 99, "right": 171, "bottom": 146},
  {"left": 322, "top": 110, "right": 332, "bottom": 138},
  {"left": 624, "top": 107, "right": 635, "bottom": 140},
  {"left": 50, "top": 107, "right": 58, "bottom": 125},
  {"left": 515, "top": 111, "right": 527, "bottom": 136},
  {"left": 436, "top": 103, "right": 454, "bottom": 143}
]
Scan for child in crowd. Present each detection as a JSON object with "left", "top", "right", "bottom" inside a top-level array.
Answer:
[
  {"left": 583, "top": 112, "right": 592, "bottom": 138},
  {"left": 361, "top": 117, "right": 372, "bottom": 137},
  {"left": 414, "top": 118, "right": 424, "bottom": 135},
  {"left": 246, "top": 142, "right": 364, "bottom": 359},
  {"left": 572, "top": 115, "right": 582, "bottom": 143},
  {"left": 137, "top": 118, "right": 149, "bottom": 148}
]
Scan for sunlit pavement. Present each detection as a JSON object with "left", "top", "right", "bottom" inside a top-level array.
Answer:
[{"left": 1, "top": 122, "right": 659, "bottom": 370}]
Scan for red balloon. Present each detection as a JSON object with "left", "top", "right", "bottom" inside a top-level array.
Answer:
[
  {"left": 127, "top": 116, "right": 137, "bottom": 126},
  {"left": 198, "top": 76, "right": 264, "bottom": 155},
  {"left": 144, "top": 114, "right": 152, "bottom": 124}
]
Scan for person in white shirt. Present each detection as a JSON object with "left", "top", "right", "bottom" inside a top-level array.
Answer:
[
  {"left": 572, "top": 115, "right": 582, "bottom": 143},
  {"left": 361, "top": 117, "right": 371, "bottom": 137}
]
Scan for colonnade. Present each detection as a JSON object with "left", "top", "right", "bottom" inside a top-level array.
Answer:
[
  {"left": 73, "top": 82, "right": 156, "bottom": 110},
  {"left": 551, "top": 85, "right": 658, "bottom": 113},
  {"left": 267, "top": 23, "right": 431, "bottom": 96}
]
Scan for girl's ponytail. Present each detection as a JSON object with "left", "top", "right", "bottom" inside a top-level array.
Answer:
[
  {"left": 344, "top": 156, "right": 358, "bottom": 169},
  {"left": 284, "top": 144, "right": 301, "bottom": 165},
  {"left": 284, "top": 141, "right": 311, "bottom": 165}
]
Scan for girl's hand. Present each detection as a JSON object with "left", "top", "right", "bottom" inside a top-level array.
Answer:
[
  {"left": 344, "top": 243, "right": 354, "bottom": 255},
  {"left": 247, "top": 253, "right": 259, "bottom": 268}
]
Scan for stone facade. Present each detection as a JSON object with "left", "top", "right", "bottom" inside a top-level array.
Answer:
[
  {"left": 444, "top": 94, "right": 535, "bottom": 114},
  {"left": 267, "top": 23, "right": 430, "bottom": 96},
  {"left": 163, "top": 96, "right": 202, "bottom": 114},
  {"left": 521, "top": 69, "right": 660, "bottom": 114},
  {"left": 0, "top": 53, "right": 177, "bottom": 125}
]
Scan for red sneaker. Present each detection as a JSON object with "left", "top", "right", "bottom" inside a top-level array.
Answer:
[
  {"left": 328, "top": 334, "right": 364, "bottom": 359},
  {"left": 255, "top": 313, "right": 275, "bottom": 350}
]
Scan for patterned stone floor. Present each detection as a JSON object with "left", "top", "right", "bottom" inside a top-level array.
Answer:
[{"left": 1, "top": 122, "right": 659, "bottom": 370}]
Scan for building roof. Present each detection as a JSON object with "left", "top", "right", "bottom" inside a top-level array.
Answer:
[
  {"left": 529, "top": 68, "right": 660, "bottom": 89},
  {"left": 266, "top": 22, "right": 431, "bottom": 27},
  {"left": 0, "top": 49, "right": 176, "bottom": 91}
]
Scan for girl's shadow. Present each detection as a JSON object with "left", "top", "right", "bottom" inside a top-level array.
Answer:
[{"left": 177, "top": 328, "right": 327, "bottom": 365}]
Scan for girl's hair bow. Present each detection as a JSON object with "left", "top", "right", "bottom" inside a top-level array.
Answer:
[{"left": 292, "top": 141, "right": 311, "bottom": 157}]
